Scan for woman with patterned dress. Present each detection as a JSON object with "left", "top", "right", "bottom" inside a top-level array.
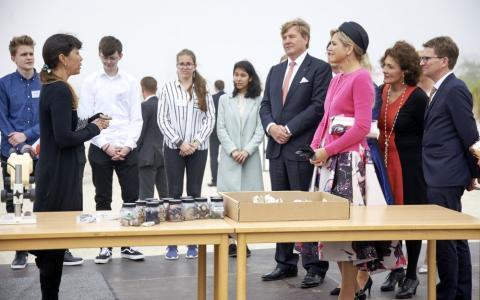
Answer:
[{"left": 378, "top": 41, "right": 428, "bottom": 299}]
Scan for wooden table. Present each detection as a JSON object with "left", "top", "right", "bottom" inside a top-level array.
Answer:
[
  {"left": 0, "top": 212, "right": 233, "bottom": 300},
  {"left": 227, "top": 205, "right": 480, "bottom": 300}
]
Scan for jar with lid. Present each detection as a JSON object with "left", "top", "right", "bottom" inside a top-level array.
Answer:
[
  {"left": 182, "top": 198, "right": 196, "bottom": 221},
  {"left": 195, "top": 197, "right": 209, "bottom": 219},
  {"left": 132, "top": 200, "right": 147, "bottom": 226},
  {"left": 157, "top": 199, "right": 166, "bottom": 222},
  {"left": 120, "top": 203, "right": 136, "bottom": 226},
  {"left": 168, "top": 199, "right": 183, "bottom": 222},
  {"left": 145, "top": 201, "right": 160, "bottom": 224},
  {"left": 209, "top": 196, "right": 224, "bottom": 219}
]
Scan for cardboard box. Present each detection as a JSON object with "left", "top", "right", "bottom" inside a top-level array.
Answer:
[{"left": 221, "top": 191, "right": 350, "bottom": 222}]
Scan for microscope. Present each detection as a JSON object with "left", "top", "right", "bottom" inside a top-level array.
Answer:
[{"left": 0, "top": 149, "right": 36, "bottom": 224}]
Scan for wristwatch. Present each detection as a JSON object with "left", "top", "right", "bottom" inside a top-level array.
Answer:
[{"left": 176, "top": 139, "right": 183, "bottom": 147}]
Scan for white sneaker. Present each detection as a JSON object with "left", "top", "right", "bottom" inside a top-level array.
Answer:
[{"left": 418, "top": 264, "right": 428, "bottom": 274}]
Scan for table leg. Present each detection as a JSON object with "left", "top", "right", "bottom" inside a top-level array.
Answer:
[
  {"left": 427, "top": 240, "right": 436, "bottom": 300},
  {"left": 197, "top": 244, "right": 206, "bottom": 300},
  {"left": 217, "top": 234, "right": 229, "bottom": 300},
  {"left": 236, "top": 233, "right": 247, "bottom": 300},
  {"left": 214, "top": 244, "right": 219, "bottom": 300}
]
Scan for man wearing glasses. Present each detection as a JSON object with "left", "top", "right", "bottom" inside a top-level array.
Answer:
[
  {"left": 79, "top": 36, "right": 145, "bottom": 264},
  {"left": 421, "top": 36, "right": 479, "bottom": 300}
]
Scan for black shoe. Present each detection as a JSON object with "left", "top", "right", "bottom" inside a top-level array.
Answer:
[
  {"left": 395, "top": 278, "right": 419, "bottom": 299},
  {"left": 246, "top": 246, "right": 251, "bottom": 257},
  {"left": 300, "top": 272, "right": 324, "bottom": 288},
  {"left": 121, "top": 247, "right": 145, "bottom": 261},
  {"left": 94, "top": 247, "right": 113, "bottom": 264},
  {"left": 63, "top": 250, "right": 84, "bottom": 266},
  {"left": 261, "top": 267, "right": 298, "bottom": 281},
  {"left": 360, "top": 276, "right": 373, "bottom": 296},
  {"left": 330, "top": 287, "right": 341, "bottom": 295},
  {"left": 10, "top": 251, "right": 28, "bottom": 269},
  {"left": 207, "top": 182, "right": 216, "bottom": 187},
  {"left": 355, "top": 290, "right": 367, "bottom": 300},
  {"left": 381, "top": 268, "right": 405, "bottom": 292}
]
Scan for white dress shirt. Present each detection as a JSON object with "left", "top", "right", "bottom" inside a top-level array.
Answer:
[
  {"left": 79, "top": 69, "right": 143, "bottom": 149},
  {"left": 157, "top": 80, "right": 215, "bottom": 150}
]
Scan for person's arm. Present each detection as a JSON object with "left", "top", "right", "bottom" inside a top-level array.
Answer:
[
  {"left": 193, "top": 92, "right": 215, "bottom": 145},
  {"left": 324, "top": 72, "right": 373, "bottom": 156},
  {"left": 243, "top": 99, "right": 266, "bottom": 155},
  {"left": 259, "top": 67, "right": 276, "bottom": 133},
  {"left": 285, "top": 62, "right": 332, "bottom": 136},
  {"left": 157, "top": 84, "right": 182, "bottom": 146},
  {"left": 124, "top": 80, "right": 143, "bottom": 150},
  {"left": 216, "top": 95, "right": 237, "bottom": 155},
  {"left": 137, "top": 101, "right": 150, "bottom": 149},
  {"left": 50, "top": 83, "right": 100, "bottom": 148}
]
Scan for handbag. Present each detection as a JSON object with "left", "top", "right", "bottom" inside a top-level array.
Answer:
[{"left": 329, "top": 115, "right": 379, "bottom": 139}]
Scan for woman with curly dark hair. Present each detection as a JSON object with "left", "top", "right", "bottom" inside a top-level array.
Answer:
[{"left": 378, "top": 41, "right": 428, "bottom": 299}]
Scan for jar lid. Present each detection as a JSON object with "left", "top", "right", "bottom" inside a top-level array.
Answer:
[
  {"left": 146, "top": 202, "right": 159, "bottom": 207},
  {"left": 210, "top": 196, "right": 223, "bottom": 202},
  {"left": 180, "top": 196, "right": 194, "bottom": 200},
  {"left": 182, "top": 198, "right": 195, "bottom": 203},
  {"left": 123, "top": 203, "right": 136, "bottom": 208},
  {"left": 195, "top": 197, "right": 208, "bottom": 202},
  {"left": 170, "top": 199, "right": 182, "bottom": 204},
  {"left": 161, "top": 197, "right": 173, "bottom": 203},
  {"left": 135, "top": 200, "right": 147, "bottom": 206}
]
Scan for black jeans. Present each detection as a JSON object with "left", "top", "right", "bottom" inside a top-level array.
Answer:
[
  {"left": 164, "top": 147, "right": 207, "bottom": 198},
  {"left": 88, "top": 145, "right": 139, "bottom": 210},
  {"left": 30, "top": 249, "right": 65, "bottom": 300},
  {"left": 209, "top": 135, "right": 220, "bottom": 183}
]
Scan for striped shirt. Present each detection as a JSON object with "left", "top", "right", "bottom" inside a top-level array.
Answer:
[{"left": 157, "top": 80, "right": 215, "bottom": 150}]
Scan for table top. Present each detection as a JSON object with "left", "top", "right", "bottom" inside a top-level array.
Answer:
[
  {"left": 227, "top": 205, "right": 480, "bottom": 233},
  {"left": 0, "top": 211, "right": 234, "bottom": 241}
]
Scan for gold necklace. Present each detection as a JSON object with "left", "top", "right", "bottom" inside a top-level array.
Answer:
[{"left": 383, "top": 85, "right": 407, "bottom": 168}]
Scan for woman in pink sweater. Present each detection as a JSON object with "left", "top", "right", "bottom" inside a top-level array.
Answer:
[{"left": 310, "top": 22, "right": 405, "bottom": 299}]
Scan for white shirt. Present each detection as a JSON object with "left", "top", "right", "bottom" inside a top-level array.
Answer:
[
  {"left": 79, "top": 69, "right": 143, "bottom": 149},
  {"left": 157, "top": 80, "right": 215, "bottom": 150}
]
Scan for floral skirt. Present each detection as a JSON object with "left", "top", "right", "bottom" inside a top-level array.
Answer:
[{"left": 296, "top": 151, "right": 406, "bottom": 272}]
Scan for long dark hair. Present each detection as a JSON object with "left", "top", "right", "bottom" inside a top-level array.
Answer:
[
  {"left": 176, "top": 49, "right": 208, "bottom": 112},
  {"left": 232, "top": 60, "right": 262, "bottom": 99},
  {"left": 40, "top": 34, "right": 82, "bottom": 108}
]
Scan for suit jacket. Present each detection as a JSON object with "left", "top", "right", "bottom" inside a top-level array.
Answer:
[
  {"left": 423, "top": 73, "right": 479, "bottom": 187},
  {"left": 137, "top": 96, "right": 165, "bottom": 167},
  {"left": 260, "top": 53, "right": 331, "bottom": 161},
  {"left": 216, "top": 94, "right": 264, "bottom": 192},
  {"left": 210, "top": 91, "right": 225, "bottom": 143}
]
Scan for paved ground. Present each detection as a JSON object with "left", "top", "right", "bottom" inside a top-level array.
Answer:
[{"left": 1, "top": 143, "right": 479, "bottom": 299}]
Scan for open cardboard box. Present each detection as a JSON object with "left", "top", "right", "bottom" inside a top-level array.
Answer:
[{"left": 221, "top": 191, "right": 350, "bottom": 222}]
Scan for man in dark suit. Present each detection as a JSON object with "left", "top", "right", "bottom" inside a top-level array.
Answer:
[
  {"left": 421, "top": 36, "right": 480, "bottom": 300},
  {"left": 207, "top": 80, "right": 225, "bottom": 187},
  {"left": 259, "top": 18, "right": 332, "bottom": 288},
  {"left": 137, "top": 76, "right": 168, "bottom": 199}
]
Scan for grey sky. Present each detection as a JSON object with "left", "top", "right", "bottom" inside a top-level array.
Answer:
[{"left": 1, "top": 0, "right": 479, "bottom": 92}]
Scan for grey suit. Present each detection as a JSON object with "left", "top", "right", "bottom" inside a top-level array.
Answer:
[{"left": 137, "top": 96, "right": 168, "bottom": 199}]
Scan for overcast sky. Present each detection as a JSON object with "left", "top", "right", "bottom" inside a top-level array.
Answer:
[{"left": 1, "top": 0, "right": 479, "bottom": 93}]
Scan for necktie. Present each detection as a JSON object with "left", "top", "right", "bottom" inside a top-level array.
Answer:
[
  {"left": 428, "top": 87, "right": 437, "bottom": 105},
  {"left": 282, "top": 61, "right": 296, "bottom": 104}
]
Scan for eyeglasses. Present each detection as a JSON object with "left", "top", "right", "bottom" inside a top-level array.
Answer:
[
  {"left": 420, "top": 56, "right": 443, "bottom": 63},
  {"left": 177, "top": 62, "right": 195, "bottom": 69}
]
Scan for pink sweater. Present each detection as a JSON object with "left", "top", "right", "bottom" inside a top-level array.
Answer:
[{"left": 310, "top": 68, "right": 373, "bottom": 156}]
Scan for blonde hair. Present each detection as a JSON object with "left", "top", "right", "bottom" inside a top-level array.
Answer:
[
  {"left": 281, "top": 19, "right": 310, "bottom": 48},
  {"left": 330, "top": 29, "right": 371, "bottom": 69}
]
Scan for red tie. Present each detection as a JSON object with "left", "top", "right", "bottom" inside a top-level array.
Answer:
[{"left": 282, "top": 61, "right": 296, "bottom": 104}]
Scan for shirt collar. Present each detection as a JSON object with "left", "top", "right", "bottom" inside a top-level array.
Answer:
[
  {"left": 14, "top": 69, "right": 38, "bottom": 81},
  {"left": 287, "top": 51, "right": 308, "bottom": 68},
  {"left": 175, "top": 79, "right": 195, "bottom": 89},
  {"left": 144, "top": 95, "right": 156, "bottom": 101},
  {"left": 100, "top": 68, "right": 122, "bottom": 79},
  {"left": 433, "top": 70, "right": 454, "bottom": 91}
]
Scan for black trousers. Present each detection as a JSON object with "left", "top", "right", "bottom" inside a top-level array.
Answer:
[
  {"left": 209, "top": 135, "right": 220, "bottom": 184},
  {"left": 427, "top": 185, "right": 471, "bottom": 300},
  {"left": 269, "top": 156, "right": 329, "bottom": 275},
  {"left": 164, "top": 147, "right": 207, "bottom": 198},
  {"left": 88, "top": 145, "right": 139, "bottom": 210},
  {"left": 2, "top": 155, "right": 37, "bottom": 213},
  {"left": 30, "top": 249, "right": 65, "bottom": 300},
  {"left": 138, "top": 164, "right": 168, "bottom": 199}
]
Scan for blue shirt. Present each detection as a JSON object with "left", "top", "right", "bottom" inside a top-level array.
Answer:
[{"left": 0, "top": 70, "right": 41, "bottom": 157}]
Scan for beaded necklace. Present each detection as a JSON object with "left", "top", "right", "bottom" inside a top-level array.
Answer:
[{"left": 383, "top": 85, "right": 407, "bottom": 168}]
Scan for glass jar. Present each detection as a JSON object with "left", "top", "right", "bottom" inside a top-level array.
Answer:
[
  {"left": 161, "top": 198, "right": 172, "bottom": 220},
  {"left": 120, "top": 203, "right": 136, "bottom": 226},
  {"left": 182, "top": 198, "right": 196, "bottom": 221},
  {"left": 210, "top": 196, "right": 224, "bottom": 219},
  {"left": 158, "top": 199, "right": 166, "bottom": 222},
  {"left": 132, "top": 200, "right": 147, "bottom": 226},
  {"left": 145, "top": 201, "right": 160, "bottom": 224},
  {"left": 195, "top": 197, "right": 210, "bottom": 219},
  {"left": 168, "top": 199, "right": 183, "bottom": 222}
]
